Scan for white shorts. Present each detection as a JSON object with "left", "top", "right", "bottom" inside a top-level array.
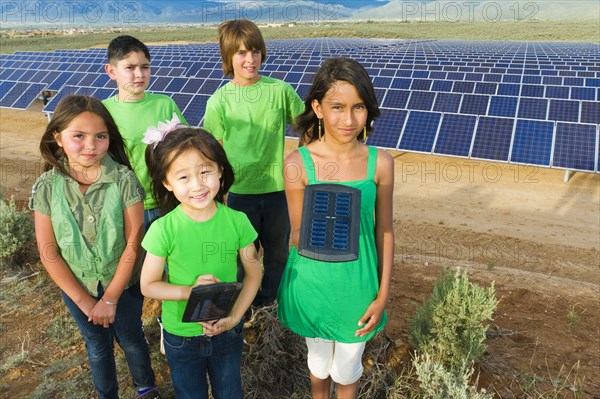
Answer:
[{"left": 305, "top": 338, "right": 366, "bottom": 385}]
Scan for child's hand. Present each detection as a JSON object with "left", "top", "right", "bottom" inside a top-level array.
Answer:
[
  {"left": 88, "top": 299, "right": 117, "bottom": 328},
  {"left": 355, "top": 299, "right": 386, "bottom": 337},
  {"left": 199, "top": 317, "right": 237, "bottom": 337},
  {"left": 193, "top": 274, "right": 221, "bottom": 287}
]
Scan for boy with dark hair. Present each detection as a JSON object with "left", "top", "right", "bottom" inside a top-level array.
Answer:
[
  {"left": 103, "top": 35, "right": 187, "bottom": 231},
  {"left": 203, "top": 19, "right": 304, "bottom": 307}
]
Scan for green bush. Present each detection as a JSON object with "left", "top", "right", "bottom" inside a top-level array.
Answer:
[
  {"left": 414, "top": 353, "right": 493, "bottom": 399},
  {"left": 409, "top": 268, "right": 498, "bottom": 375},
  {"left": 0, "top": 195, "right": 35, "bottom": 266}
]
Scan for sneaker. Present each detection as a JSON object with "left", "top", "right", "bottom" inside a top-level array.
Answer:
[{"left": 138, "top": 387, "right": 162, "bottom": 399}]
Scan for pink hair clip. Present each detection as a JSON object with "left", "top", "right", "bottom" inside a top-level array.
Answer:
[{"left": 142, "top": 112, "right": 186, "bottom": 149}]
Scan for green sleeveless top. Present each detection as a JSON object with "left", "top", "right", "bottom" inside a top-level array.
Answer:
[{"left": 277, "top": 145, "right": 386, "bottom": 343}]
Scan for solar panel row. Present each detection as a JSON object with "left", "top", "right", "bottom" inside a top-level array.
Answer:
[{"left": 1, "top": 38, "right": 598, "bottom": 174}]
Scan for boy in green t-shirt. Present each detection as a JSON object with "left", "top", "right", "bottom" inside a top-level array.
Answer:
[
  {"left": 203, "top": 19, "right": 304, "bottom": 307},
  {"left": 103, "top": 35, "right": 187, "bottom": 231}
]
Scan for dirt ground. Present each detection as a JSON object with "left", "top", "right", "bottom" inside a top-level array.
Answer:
[{"left": 1, "top": 101, "right": 599, "bottom": 398}]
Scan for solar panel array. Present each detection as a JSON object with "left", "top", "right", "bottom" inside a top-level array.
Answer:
[{"left": 1, "top": 38, "right": 598, "bottom": 173}]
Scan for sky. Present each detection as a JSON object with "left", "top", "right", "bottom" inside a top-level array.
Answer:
[{"left": 0, "top": 0, "right": 597, "bottom": 27}]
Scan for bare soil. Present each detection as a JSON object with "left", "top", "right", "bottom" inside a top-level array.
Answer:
[{"left": 1, "top": 103, "right": 599, "bottom": 398}]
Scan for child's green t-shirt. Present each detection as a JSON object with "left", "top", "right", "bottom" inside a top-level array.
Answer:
[
  {"left": 203, "top": 76, "right": 304, "bottom": 194},
  {"left": 142, "top": 203, "right": 257, "bottom": 337},
  {"left": 103, "top": 92, "right": 187, "bottom": 210}
]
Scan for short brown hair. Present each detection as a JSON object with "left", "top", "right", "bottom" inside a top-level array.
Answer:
[{"left": 217, "top": 19, "right": 267, "bottom": 77}]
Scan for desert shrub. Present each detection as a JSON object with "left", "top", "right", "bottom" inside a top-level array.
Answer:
[
  {"left": 414, "top": 353, "right": 493, "bottom": 399},
  {"left": 409, "top": 268, "right": 498, "bottom": 374},
  {"left": 0, "top": 195, "right": 35, "bottom": 267}
]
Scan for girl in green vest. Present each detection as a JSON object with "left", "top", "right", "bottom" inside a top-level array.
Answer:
[
  {"left": 277, "top": 57, "right": 395, "bottom": 399},
  {"left": 30, "top": 95, "right": 160, "bottom": 399}
]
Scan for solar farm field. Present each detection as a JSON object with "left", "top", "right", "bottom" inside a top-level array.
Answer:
[{"left": 1, "top": 33, "right": 599, "bottom": 398}]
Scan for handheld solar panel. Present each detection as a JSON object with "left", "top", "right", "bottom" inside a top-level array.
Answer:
[{"left": 298, "top": 184, "right": 361, "bottom": 262}]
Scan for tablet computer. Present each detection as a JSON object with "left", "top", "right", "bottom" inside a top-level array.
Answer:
[{"left": 182, "top": 282, "right": 243, "bottom": 322}]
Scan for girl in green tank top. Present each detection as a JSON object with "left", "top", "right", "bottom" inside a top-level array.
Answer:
[{"left": 277, "top": 58, "right": 395, "bottom": 398}]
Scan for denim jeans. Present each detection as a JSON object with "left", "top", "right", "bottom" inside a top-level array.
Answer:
[
  {"left": 61, "top": 282, "right": 155, "bottom": 399},
  {"left": 227, "top": 191, "right": 290, "bottom": 306},
  {"left": 144, "top": 207, "right": 162, "bottom": 233},
  {"left": 163, "top": 322, "right": 244, "bottom": 399}
]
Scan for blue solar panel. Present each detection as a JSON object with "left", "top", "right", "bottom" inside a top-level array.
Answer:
[
  {"left": 373, "top": 76, "right": 392, "bottom": 88},
  {"left": 149, "top": 76, "right": 172, "bottom": 92},
  {"left": 432, "top": 92, "right": 461, "bottom": 113},
  {"left": 366, "top": 109, "right": 407, "bottom": 149},
  {"left": 184, "top": 95, "right": 209, "bottom": 127},
  {"left": 474, "top": 82, "right": 497, "bottom": 95},
  {"left": 165, "top": 78, "right": 187, "bottom": 93},
  {"left": 546, "top": 86, "right": 570, "bottom": 99},
  {"left": 518, "top": 97, "right": 548, "bottom": 120},
  {"left": 411, "top": 79, "right": 432, "bottom": 91},
  {"left": 0, "top": 82, "right": 44, "bottom": 108},
  {"left": 511, "top": 120, "right": 554, "bottom": 166},
  {"left": 553, "top": 123, "right": 597, "bottom": 171},
  {"left": 548, "top": 100, "right": 580, "bottom": 122},
  {"left": 521, "top": 84, "right": 545, "bottom": 97},
  {"left": 580, "top": 101, "right": 600, "bottom": 124},
  {"left": 407, "top": 91, "right": 435, "bottom": 111},
  {"left": 453, "top": 81, "right": 475, "bottom": 93},
  {"left": 586, "top": 78, "right": 600, "bottom": 87},
  {"left": 43, "top": 85, "right": 84, "bottom": 112},
  {"left": 498, "top": 83, "right": 520, "bottom": 96},
  {"left": 293, "top": 84, "right": 309, "bottom": 101},
  {"left": 93, "top": 88, "right": 116, "bottom": 100},
  {"left": 433, "top": 114, "right": 476, "bottom": 157},
  {"left": 430, "top": 79, "right": 452, "bottom": 92},
  {"left": 169, "top": 93, "right": 193, "bottom": 113},
  {"left": 471, "top": 117, "right": 514, "bottom": 161},
  {"left": 0, "top": 81, "right": 16, "bottom": 101},
  {"left": 488, "top": 96, "right": 518, "bottom": 117},
  {"left": 399, "top": 111, "right": 441, "bottom": 153},
  {"left": 382, "top": 89, "right": 410, "bottom": 109},
  {"left": 571, "top": 87, "right": 596, "bottom": 100},
  {"left": 460, "top": 94, "right": 489, "bottom": 115}
]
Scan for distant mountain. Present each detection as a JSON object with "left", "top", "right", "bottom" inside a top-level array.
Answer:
[
  {"left": 0, "top": 1, "right": 389, "bottom": 26},
  {"left": 0, "top": 0, "right": 595, "bottom": 27}
]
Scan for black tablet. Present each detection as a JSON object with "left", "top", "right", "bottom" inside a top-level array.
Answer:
[{"left": 182, "top": 282, "right": 243, "bottom": 322}]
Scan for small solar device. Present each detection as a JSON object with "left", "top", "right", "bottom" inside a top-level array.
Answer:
[
  {"left": 182, "top": 282, "right": 243, "bottom": 322},
  {"left": 298, "top": 184, "right": 361, "bottom": 262}
]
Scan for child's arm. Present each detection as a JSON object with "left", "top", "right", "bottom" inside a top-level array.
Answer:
[
  {"left": 283, "top": 150, "right": 306, "bottom": 248},
  {"left": 356, "top": 149, "right": 395, "bottom": 337},
  {"left": 87, "top": 202, "right": 143, "bottom": 328},
  {"left": 34, "top": 211, "right": 97, "bottom": 316},
  {"left": 200, "top": 243, "right": 262, "bottom": 336},
  {"left": 140, "top": 253, "right": 219, "bottom": 300}
]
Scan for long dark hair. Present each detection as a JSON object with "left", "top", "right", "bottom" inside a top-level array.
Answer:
[
  {"left": 146, "top": 128, "right": 234, "bottom": 215},
  {"left": 39, "top": 95, "right": 131, "bottom": 177},
  {"left": 295, "top": 57, "right": 381, "bottom": 145}
]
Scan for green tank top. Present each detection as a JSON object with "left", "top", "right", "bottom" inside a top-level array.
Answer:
[{"left": 277, "top": 145, "right": 386, "bottom": 343}]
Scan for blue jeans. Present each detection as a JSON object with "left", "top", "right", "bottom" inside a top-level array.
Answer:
[
  {"left": 61, "top": 282, "right": 155, "bottom": 399},
  {"left": 227, "top": 191, "right": 290, "bottom": 306},
  {"left": 144, "top": 207, "right": 162, "bottom": 233},
  {"left": 163, "top": 322, "right": 244, "bottom": 399}
]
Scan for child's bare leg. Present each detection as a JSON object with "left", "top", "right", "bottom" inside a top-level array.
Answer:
[
  {"left": 336, "top": 381, "right": 358, "bottom": 399},
  {"left": 310, "top": 373, "right": 332, "bottom": 399}
]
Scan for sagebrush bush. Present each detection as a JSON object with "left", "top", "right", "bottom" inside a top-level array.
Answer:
[
  {"left": 0, "top": 195, "right": 35, "bottom": 265},
  {"left": 414, "top": 353, "right": 493, "bottom": 399},
  {"left": 409, "top": 268, "right": 498, "bottom": 374}
]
